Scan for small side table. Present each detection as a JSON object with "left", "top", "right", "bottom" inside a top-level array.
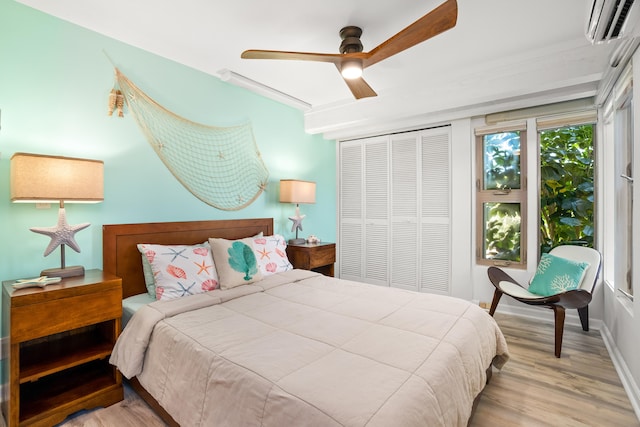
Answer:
[
  {"left": 2, "top": 269, "right": 123, "bottom": 427},
  {"left": 286, "top": 242, "right": 336, "bottom": 277}
]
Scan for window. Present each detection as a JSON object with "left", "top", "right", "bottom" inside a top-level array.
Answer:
[
  {"left": 614, "top": 79, "right": 634, "bottom": 298},
  {"left": 476, "top": 124, "right": 527, "bottom": 267},
  {"left": 602, "top": 65, "right": 634, "bottom": 301},
  {"left": 538, "top": 124, "right": 595, "bottom": 254}
]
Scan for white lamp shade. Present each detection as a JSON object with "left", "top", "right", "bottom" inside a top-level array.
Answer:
[
  {"left": 279, "top": 179, "right": 316, "bottom": 204},
  {"left": 11, "top": 153, "right": 104, "bottom": 203},
  {"left": 340, "top": 59, "right": 363, "bottom": 79}
]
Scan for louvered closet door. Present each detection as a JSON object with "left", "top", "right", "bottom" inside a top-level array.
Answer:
[
  {"left": 338, "top": 127, "right": 450, "bottom": 293},
  {"left": 420, "top": 128, "right": 451, "bottom": 294},
  {"left": 363, "top": 137, "right": 389, "bottom": 286},
  {"left": 339, "top": 142, "right": 363, "bottom": 280},
  {"left": 390, "top": 134, "right": 419, "bottom": 291}
]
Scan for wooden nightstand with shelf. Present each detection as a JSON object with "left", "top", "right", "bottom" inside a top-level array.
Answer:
[
  {"left": 1, "top": 269, "right": 124, "bottom": 427},
  {"left": 286, "top": 242, "right": 336, "bottom": 277}
]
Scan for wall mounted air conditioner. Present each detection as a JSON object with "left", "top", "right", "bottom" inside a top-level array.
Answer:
[{"left": 586, "top": 0, "right": 639, "bottom": 44}]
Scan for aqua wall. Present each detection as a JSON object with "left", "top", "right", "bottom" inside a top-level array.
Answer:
[
  {"left": 0, "top": 0, "right": 336, "bottom": 278},
  {"left": 0, "top": 0, "right": 336, "bottom": 374}
]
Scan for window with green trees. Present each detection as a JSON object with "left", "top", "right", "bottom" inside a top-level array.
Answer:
[
  {"left": 476, "top": 129, "right": 527, "bottom": 266},
  {"left": 539, "top": 125, "right": 595, "bottom": 254}
]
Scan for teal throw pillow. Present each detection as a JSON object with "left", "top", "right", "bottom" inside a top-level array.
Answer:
[
  {"left": 209, "top": 237, "right": 263, "bottom": 289},
  {"left": 527, "top": 253, "right": 589, "bottom": 297}
]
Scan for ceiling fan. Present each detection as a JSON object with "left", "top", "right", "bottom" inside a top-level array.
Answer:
[{"left": 241, "top": 0, "right": 458, "bottom": 100}]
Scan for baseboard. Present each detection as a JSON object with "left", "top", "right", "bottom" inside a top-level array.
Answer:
[{"left": 600, "top": 325, "right": 640, "bottom": 420}]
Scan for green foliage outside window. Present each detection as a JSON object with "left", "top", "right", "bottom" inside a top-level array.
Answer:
[
  {"left": 483, "top": 132, "right": 522, "bottom": 262},
  {"left": 539, "top": 125, "right": 594, "bottom": 253},
  {"left": 483, "top": 132, "right": 521, "bottom": 190},
  {"left": 484, "top": 202, "right": 521, "bottom": 261}
]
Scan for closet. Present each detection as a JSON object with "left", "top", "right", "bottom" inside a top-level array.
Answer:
[{"left": 338, "top": 126, "right": 452, "bottom": 294}]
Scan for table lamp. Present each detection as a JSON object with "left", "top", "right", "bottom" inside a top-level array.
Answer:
[
  {"left": 10, "top": 153, "right": 104, "bottom": 278},
  {"left": 279, "top": 179, "right": 316, "bottom": 245}
]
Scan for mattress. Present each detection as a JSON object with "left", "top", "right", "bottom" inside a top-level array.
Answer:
[
  {"left": 111, "top": 269, "right": 509, "bottom": 426},
  {"left": 122, "top": 293, "right": 155, "bottom": 328}
]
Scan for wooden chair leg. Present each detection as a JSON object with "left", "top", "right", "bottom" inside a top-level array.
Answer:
[
  {"left": 577, "top": 305, "right": 589, "bottom": 331},
  {"left": 489, "top": 289, "right": 503, "bottom": 316},
  {"left": 552, "top": 306, "right": 566, "bottom": 358}
]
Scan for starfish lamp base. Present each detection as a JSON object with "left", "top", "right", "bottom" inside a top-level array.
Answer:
[
  {"left": 287, "top": 204, "right": 308, "bottom": 246},
  {"left": 30, "top": 204, "right": 90, "bottom": 280},
  {"left": 41, "top": 265, "right": 85, "bottom": 278}
]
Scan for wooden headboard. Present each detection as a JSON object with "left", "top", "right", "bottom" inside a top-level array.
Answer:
[{"left": 103, "top": 218, "right": 274, "bottom": 298}]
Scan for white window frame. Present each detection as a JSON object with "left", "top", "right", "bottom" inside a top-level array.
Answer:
[{"left": 603, "top": 64, "right": 634, "bottom": 301}]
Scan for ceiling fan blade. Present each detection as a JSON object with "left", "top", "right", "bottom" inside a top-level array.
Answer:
[
  {"left": 363, "top": 0, "right": 458, "bottom": 68},
  {"left": 242, "top": 49, "right": 345, "bottom": 64},
  {"left": 341, "top": 75, "right": 377, "bottom": 99},
  {"left": 241, "top": 2, "right": 456, "bottom": 100}
]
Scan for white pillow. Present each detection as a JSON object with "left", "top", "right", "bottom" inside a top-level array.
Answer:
[
  {"left": 208, "top": 237, "right": 263, "bottom": 289},
  {"left": 251, "top": 234, "right": 292, "bottom": 275},
  {"left": 138, "top": 243, "right": 219, "bottom": 301}
]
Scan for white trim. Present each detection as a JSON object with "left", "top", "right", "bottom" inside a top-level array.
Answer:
[
  {"left": 596, "top": 38, "right": 639, "bottom": 106},
  {"left": 217, "top": 69, "right": 312, "bottom": 111},
  {"left": 601, "top": 324, "right": 640, "bottom": 420}
]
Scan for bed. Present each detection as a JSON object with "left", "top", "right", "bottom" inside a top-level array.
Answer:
[{"left": 104, "top": 218, "right": 509, "bottom": 426}]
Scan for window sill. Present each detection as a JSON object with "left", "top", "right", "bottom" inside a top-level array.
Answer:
[
  {"left": 616, "top": 290, "right": 634, "bottom": 317},
  {"left": 604, "top": 279, "right": 634, "bottom": 315}
]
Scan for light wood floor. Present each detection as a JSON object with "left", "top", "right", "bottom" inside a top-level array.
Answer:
[
  {"left": 49, "top": 313, "right": 638, "bottom": 426},
  {"left": 471, "top": 312, "right": 639, "bottom": 426}
]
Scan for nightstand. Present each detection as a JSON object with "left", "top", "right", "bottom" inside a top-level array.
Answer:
[
  {"left": 1, "top": 269, "right": 123, "bottom": 427},
  {"left": 286, "top": 242, "right": 336, "bottom": 277}
]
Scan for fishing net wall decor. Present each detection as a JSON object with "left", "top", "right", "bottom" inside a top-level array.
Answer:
[{"left": 109, "top": 68, "right": 269, "bottom": 211}]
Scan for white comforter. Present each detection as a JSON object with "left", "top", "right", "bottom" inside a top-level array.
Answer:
[{"left": 111, "top": 270, "right": 509, "bottom": 427}]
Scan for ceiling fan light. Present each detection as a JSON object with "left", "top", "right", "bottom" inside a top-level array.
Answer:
[{"left": 341, "top": 59, "right": 363, "bottom": 79}]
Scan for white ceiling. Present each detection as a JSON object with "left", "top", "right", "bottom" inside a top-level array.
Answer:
[{"left": 16, "top": 0, "right": 624, "bottom": 138}]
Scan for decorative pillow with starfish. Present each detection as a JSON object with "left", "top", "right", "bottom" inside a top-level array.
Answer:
[
  {"left": 252, "top": 234, "right": 293, "bottom": 275},
  {"left": 138, "top": 243, "right": 219, "bottom": 301}
]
